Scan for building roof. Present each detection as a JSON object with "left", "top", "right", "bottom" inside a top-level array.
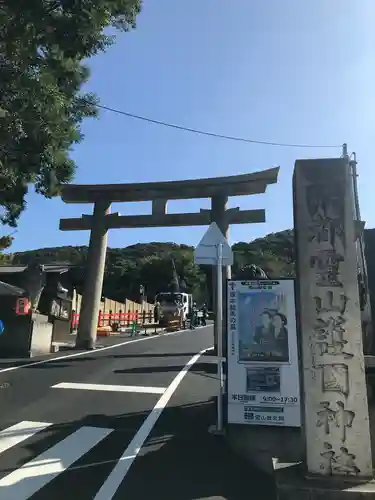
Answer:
[
  {"left": 0, "top": 264, "right": 71, "bottom": 275},
  {"left": 0, "top": 280, "right": 25, "bottom": 296}
]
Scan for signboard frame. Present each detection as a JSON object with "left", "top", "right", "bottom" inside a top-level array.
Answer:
[{"left": 227, "top": 279, "right": 301, "bottom": 427}]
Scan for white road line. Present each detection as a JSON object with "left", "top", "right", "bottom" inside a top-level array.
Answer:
[
  {"left": 0, "top": 426, "right": 112, "bottom": 500},
  {"left": 93, "top": 346, "right": 213, "bottom": 500},
  {"left": 52, "top": 382, "right": 166, "bottom": 394},
  {"left": 0, "top": 421, "right": 53, "bottom": 455},
  {"left": 0, "top": 325, "right": 209, "bottom": 375}
]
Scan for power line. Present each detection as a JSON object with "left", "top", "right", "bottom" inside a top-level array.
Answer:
[{"left": 95, "top": 102, "right": 341, "bottom": 149}]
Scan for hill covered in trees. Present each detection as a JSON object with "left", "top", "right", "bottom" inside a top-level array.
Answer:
[{"left": 2, "top": 229, "right": 295, "bottom": 302}]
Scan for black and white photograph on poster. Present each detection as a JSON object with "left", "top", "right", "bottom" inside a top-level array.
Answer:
[
  {"left": 246, "top": 367, "right": 281, "bottom": 393},
  {"left": 227, "top": 279, "right": 301, "bottom": 427},
  {"left": 238, "top": 289, "right": 289, "bottom": 362}
]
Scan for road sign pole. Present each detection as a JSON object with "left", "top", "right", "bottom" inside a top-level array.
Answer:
[
  {"left": 194, "top": 222, "right": 232, "bottom": 435},
  {"left": 216, "top": 242, "right": 224, "bottom": 433}
]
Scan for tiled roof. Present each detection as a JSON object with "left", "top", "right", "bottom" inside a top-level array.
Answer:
[{"left": 0, "top": 264, "right": 71, "bottom": 274}]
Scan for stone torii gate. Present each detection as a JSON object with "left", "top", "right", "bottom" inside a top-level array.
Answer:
[{"left": 59, "top": 167, "right": 279, "bottom": 349}]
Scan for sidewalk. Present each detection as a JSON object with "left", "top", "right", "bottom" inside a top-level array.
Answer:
[{"left": 119, "top": 396, "right": 277, "bottom": 500}]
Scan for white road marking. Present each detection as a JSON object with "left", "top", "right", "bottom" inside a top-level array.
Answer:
[
  {"left": 0, "top": 325, "right": 209, "bottom": 375},
  {"left": 52, "top": 382, "right": 166, "bottom": 394},
  {"left": 0, "top": 426, "right": 112, "bottom": 500},
  {"left": 0, "top": 421, "right": 53, "bottom": 455},
  {"left": 93, "top": 346, "right": 213, "bottom": 500}
]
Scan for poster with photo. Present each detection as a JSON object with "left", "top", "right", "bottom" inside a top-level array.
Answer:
[
  {"left": 227, "top": 279, "right": 301, "bottom": 427},
  {"left": 237, "top": 289, "right": 289, "bottom": 362}
]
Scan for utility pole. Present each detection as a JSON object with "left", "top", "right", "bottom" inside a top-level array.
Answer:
[
  {"left": 343, "top": 143, "right": 364, "bottom": 266},
  {"left": 343, "top": 143, "right": 372, "bottom": 353}
]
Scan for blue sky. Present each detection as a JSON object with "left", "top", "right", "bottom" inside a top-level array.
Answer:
[{"left": 4, "top": 0, "right": 375, "bottom": 252}]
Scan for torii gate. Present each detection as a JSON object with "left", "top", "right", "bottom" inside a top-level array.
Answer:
[{"left": 59, "top": 167, "right": 279, "bottom": 349}]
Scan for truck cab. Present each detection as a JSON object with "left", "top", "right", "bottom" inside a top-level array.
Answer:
[{"left": 155, "top": 292, "right": 192, "bottom": 329}]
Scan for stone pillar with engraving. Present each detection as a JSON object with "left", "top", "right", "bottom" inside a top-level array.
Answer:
[{"left": 294, "top": 157, "right": 372, "bottom": 479}]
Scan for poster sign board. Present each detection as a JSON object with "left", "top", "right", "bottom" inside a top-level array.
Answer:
[{"left": 227, "top": 279, "right": 301, "bottom": 427}]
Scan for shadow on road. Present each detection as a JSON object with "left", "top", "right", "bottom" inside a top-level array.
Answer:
[
  {"left": 111, "top": 352, "right": 200, "bottom": 359},
  {"left": 0, "top": 356, "right": 99, "bottom": 371},
  {"left": 121, "top": 397, "right": 276, "bottom": 500},
  {"left": 0, "top": 354, "right": 217, "bottom": 373},
  {"left": 0, "top": 350, "right": 216, "bottom": 372},
  {"left": 113, "top": 360, "right": 218, "bottom": 377}
]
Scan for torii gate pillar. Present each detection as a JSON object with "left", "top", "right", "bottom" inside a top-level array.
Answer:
[{"left": 76, "top": 201, "right": 110, "bottom": 349}]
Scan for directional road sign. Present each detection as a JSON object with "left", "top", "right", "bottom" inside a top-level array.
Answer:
[{"left": 194, "top": 222, "right": 233, "bottom": 266}]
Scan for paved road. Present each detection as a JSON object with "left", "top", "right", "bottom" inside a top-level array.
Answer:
[{"left": 0, "top": 326, "right": 276, "bottom": 500}]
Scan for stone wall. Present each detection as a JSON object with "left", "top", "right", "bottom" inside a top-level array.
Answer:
[{"left": 29, "top": 313, "right": 53, "bottom": 357}]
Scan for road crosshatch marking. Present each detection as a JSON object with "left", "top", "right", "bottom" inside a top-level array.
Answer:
[
  {"left": 0, "top": 421, "right": 53, "bottom": 455},
  {"left": 0, "top": 425, "right": 112, "bottom": 500},
  {"left": 52, "top": 382, "right": 167, "bottom": 394}
]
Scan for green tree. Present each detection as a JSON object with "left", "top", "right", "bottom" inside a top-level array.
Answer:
[
  {"left": 0, "top": 234, "right": 13, "bottom": 263},
  {"left": 0, "top": 0, "right": 141, "bottom": 226},
  {"left": 0, "top": 235, "right": 12, "bottom": 250}
]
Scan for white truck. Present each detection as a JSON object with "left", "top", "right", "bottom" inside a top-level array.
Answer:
[{"left": 155, "top": 292, "right": 193, "bottom": 329}]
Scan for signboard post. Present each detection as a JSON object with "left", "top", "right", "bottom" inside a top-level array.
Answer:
[
  {"left": 195, "top": 222, "right": 233, "bottom": 434},
  {"left": 227, "top": 279, "right": 301, "bottom": 427},
  {"left": 216, "top": 242, "right": 224, "bottom": 432}
]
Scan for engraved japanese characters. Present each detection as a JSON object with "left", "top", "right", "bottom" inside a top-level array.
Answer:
[{"left": 294, "top": 159, "right": 372, "bottom": 478}]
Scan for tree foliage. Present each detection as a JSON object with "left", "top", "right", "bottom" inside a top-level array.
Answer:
[
  {"left": 10, "top": 242, "right": 207, "bottom": 302},
  {"left": 7, "top": 230, "right": 295, "bottom": 301},
  {"left": 0, "top": 234, "right": 13, "bottom": 263},
  {"left": 0, "top": 0, "right": 141, "bottom": 226},
  {"left": 232, "top": 229, "right": 295, "bottom": 278},
  {"left": 0, "top": 235, "right": 13, "bottom": 251}
]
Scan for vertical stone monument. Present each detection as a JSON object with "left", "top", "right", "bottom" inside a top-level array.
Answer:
[{"left": 277, "top": 157, "right": 374, "bottom": 498}]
